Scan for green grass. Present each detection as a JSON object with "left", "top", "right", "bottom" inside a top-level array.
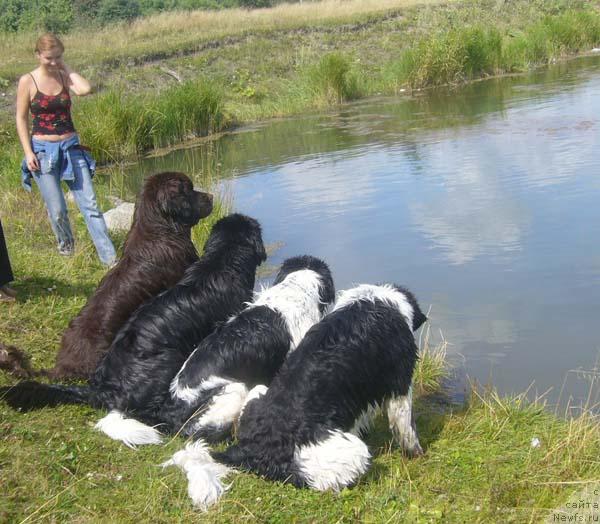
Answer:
[{"left": 1, "top": 356, "right": 598, "bottom": 522}]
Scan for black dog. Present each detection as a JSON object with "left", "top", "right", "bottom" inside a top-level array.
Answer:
[
  {"left": 163, "top": 283, "right": 426, "bottom": 509},
  {"left": 95, "top": 255, "right": 335, "bottom": 447},
  {"left": 1, "top": 214, "right": 267, "bottom": 427}
]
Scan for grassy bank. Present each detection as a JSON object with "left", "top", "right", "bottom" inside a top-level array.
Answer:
[{"left": 1, "top": 340, "right": 599, "bottom": 522}]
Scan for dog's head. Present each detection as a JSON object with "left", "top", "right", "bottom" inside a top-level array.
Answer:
[
  {"left": 205, "top": 214, "right": 267, "bottom": 265},
  {"left": 392, "top": 285, "right": 427, "bottom": 332},
  {"left": 135, "top": 172, "right": 213, "bottom": 229},
  {"left": 273, "top": 255, "right": 335, "bottom": 314}
]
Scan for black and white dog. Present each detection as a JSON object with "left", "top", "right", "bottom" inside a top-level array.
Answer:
[
  {"left": 96, "top": 255, "right": 335, "bottom": 447},
  {"left": 163, "top": 283, "right": 427, "bottom": 509},
  {"left": 1, "top": 215, "right": 267, "bottom": 429}
]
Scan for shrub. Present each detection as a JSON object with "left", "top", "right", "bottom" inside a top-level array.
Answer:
[
  {"left": 0, "top": 0, "right": 74, "bottom": 33},
  {"left": 97, "top": 0, "right": 141, "bottom": 25},
  {"left": 238, "top": 0, "right": 272, "bottom": 8}
]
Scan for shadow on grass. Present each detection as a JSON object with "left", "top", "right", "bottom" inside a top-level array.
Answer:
[
  {"left": 14, "top": 275, "right": 98, "bottom": 301},
  {"left": 362, "top": 391, "right": 463, "bottom": 484}
]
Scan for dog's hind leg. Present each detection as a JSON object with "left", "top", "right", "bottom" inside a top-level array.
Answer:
[
  {"left": 385, "top": 385, "right": 423, "bottom": 457},
  {"left": 239, "top": 384, "right": 267, "bottom": 415},
  {"left": 293, "top": 430, "right": 371, "bottom": 491},
  {"left": 185, "top": 381, "right": 249, "bottom": 442}
]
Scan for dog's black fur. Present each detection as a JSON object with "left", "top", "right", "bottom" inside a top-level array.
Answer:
[
  {"left": 0, "top": 172, "right": 213, "bottom": 380},
  {"left": 211, "top": 284, "right": 427, "bottom": 488},
  {"left": 156, "top": 255, "right": 335, "bottom": 442},
  {"left": 0, "top": 214, "right": 267, "bottom": 416}
]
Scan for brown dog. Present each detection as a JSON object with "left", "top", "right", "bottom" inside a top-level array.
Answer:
[{"left": 1, "top": 172, "right": 213, "bottom": 380}]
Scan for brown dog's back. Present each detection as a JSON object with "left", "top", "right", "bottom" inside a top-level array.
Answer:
[{"left": 33, "top": 172, "right": 212, "bottom": 380}]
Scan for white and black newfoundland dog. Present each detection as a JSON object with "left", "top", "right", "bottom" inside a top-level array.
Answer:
[
  {"left": 95, "top": 255, "right": 335, "bottom": 447},
  {"left": 163, "top": 283, "right": 427, "bottom": 510},
  {"left": 0, "top": 171, "right": 213, "bottom": 380},
  {"left": 1, "top": 214, "right": 267, "bottom": 425}
]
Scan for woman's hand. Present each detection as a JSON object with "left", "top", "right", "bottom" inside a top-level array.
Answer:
[
  {"left": 59, "top": 61, "right": 92, "bottom": 96},
  {"left": 26, "top": 151, "right": 39, "bottom": 172},
  {"left": 55, "top": 58, "right": 70, "bottom": 75}
]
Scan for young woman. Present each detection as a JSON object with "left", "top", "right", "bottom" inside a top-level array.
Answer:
[{"left": 16, "top": 33, "right": 116, "bottom": 266}]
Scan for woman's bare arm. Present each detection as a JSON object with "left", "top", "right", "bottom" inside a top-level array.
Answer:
[
  {"left": 15, "top": 75, "right": 38, "bottom": 171},
  {"left": 59, "top": 61, "right": 92, "bottom": 96}
]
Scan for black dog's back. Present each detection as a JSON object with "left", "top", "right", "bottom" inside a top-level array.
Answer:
[
  {"left": 159, "top": 255, "right": 335, "bottom": 438},
  {"left": 90, "top": 214, "right": 267, "bottom": 422}
]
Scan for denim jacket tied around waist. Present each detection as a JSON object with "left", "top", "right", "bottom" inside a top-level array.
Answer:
[{"left": 21, "top": 134, "right": 96, "bottom": 192}]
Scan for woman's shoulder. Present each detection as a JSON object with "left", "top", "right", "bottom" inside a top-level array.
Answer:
[{"left": 17, "top": 71, "right": 36, "bottom": 87}]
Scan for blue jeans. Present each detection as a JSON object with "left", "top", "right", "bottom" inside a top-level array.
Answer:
[{"left": 33, "top": 142, "right": 116, "bottom": 266}]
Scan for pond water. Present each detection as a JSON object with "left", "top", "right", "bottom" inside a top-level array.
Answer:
[{"left": 120, "top": 56, "right": 600, "bottom": 410}]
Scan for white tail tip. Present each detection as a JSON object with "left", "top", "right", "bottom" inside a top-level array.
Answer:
[
  {"left": 95, "top": 410, "right": 163, "bottom": 448},
  {"left": 162, "top": 441, "right": 231, "bottom": 511}
]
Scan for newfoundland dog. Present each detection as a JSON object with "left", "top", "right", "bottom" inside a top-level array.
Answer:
[
  {"left": 1, "top": 215, "right": 267, "bottom": 426},
  {"left": 0, "top": 172, "right": 212, "bottom": 381},
  {"left": 163, "top": 283, "right": 427, "bottom": 510},
  {"left": 95, "top": 255, "right": 335, "bottom": 447}
]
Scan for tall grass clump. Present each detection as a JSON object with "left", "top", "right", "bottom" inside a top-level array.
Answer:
[
  {"left": 387, "top": 10, "right": 600, "bottom": 91},
  {"left": 306, "top": 52, "right": 362, "bottom": 105},
  {"left": 74, "top": 80, "right": 226, "bottom": 164},
  {"left": 504, "top": 10, "right": 600, "bottom": 71},
  {"left": 386, "top": 26, "right": 503, "bottom": 90},
  {"left": 414, "top": 322, "right": 448, "bottom": 395},
  {"left": 75, "top": 90, "right": 152, "bottom": 163},
  {"left": 151, "top": 80, "right": 226, "bottom": 149}
]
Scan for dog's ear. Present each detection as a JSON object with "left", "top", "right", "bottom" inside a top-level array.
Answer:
[
  {"left": 254, "top": 235, "right": 267, "bottom": 264},
  {"left": 412, "top": 306, "right": 427, "bottom": 332},
  {"left": 246, "top": 217, "right": 267, "bottom": 264},
  {"left": 393, "top": 285, "right": 427, "bottom": 332}
]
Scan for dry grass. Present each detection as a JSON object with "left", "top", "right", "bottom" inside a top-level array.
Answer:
[{"left": 0, "top": 0, "right": 455, "bottom": 77}]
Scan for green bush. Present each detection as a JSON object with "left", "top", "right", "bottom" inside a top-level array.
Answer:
[
  {"left": 97, "top": 0, "right": 141, "bottom": 25},
  {"left": 0, "top": 0, "right": 74, "bottom": 33},
  {"left": 238, "top": 0, "right": 272, "bottom": 8}
]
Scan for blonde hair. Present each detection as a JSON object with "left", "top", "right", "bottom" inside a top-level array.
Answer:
[{"left": 35, "top": 33, "right": 64, "bottom": 55}]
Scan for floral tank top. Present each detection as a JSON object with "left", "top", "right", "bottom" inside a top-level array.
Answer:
[{"left": 29, "top": 73, "right": 76, "bottom": 135}]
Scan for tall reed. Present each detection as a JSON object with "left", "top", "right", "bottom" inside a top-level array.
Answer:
[{"left": 74, "top": 79, "right": 226, "bottom": 164}]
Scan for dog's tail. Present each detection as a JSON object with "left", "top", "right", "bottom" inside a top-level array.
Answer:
[
  {"left": 0, "top": 343, "right": 47, "bottom": 379},
  {"left": 95, "top": 410, "right": 164, "bottom": 448},
  {"left": 0, "top": 380, "right": 92, "bottom": 411},
  {"left": 164, "top": 431, "right": 370, "bottom": 510},
  {"left": 164, "top": 438, "right": 307, "bottom": 510},
  {"left": 162, "top": 440, "right": 232, "bottom": 511}
]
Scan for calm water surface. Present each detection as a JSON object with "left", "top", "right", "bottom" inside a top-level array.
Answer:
[{"left": 122, "top": 56, "right": 600, "bottom": 408}]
